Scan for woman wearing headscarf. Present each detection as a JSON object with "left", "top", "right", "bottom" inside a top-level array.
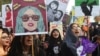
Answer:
[
  {"left": 61, "top": 23, "right": 80, "bottom": 56},
  {"left": 61, "top": 23, "right": 99, "bottom": 56},
  {"left": 46, "top": 29, "right": 62, "bottom": 56}
]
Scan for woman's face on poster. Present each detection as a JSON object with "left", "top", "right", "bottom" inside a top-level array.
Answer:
[
  {"left": 24, "top": 35, "right": 33, "bottom": 46},
  {"left": 50, "top": 2, "right": 58, "bottom": 10},
  {"left": 1, "top": 33, "right": 10, "bottom": 46},
  {"left": 55, "top": 11, "right": 62, "bottom": 19},
  {"left": 6, "top": 7, "right": 9, "bottom": 11},
  {"left": 22, "top": 9, "right": 39, "bottom": 31},
  {"left": 52, "top": 30, "right": 60, "bottom": 38},
  {"left": 6, "top": 6, "right": 10, "bottom": 12}
]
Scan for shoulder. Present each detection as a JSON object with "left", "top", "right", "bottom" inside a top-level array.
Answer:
[
  {"left": 91, "top": 22, "right": 97, "bottom": 25},
  {"left": 61, "top": 42, "right": 69, "bottom": 49},
  {"left": 61, "top": 42, "right": 75, "bottom": 56}
]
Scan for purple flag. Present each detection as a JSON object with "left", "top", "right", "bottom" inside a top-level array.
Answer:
[{"left": 81, "top": 37, "right": 98, "bottom": 56}]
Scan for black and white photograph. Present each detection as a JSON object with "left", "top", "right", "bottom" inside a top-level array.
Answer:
[{"left": 46, "top": 0, "right": 69, "bottom": 22}]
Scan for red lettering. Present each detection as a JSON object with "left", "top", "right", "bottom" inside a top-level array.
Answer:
[{"left": 52, "top": 24, "right": 58, "bottom": 29}]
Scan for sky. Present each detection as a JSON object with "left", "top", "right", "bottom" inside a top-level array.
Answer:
[{"left": 66, "top": 0, "right": 75, "bottom": 15}]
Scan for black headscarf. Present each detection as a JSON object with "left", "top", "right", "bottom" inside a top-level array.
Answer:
[{"left": 47, "top": 29, "right": 62, "bottom": 56}]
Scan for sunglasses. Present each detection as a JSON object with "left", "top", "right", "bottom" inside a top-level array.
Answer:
[{"left": 21, "top": 14, "right": 40, "bottom": 22}]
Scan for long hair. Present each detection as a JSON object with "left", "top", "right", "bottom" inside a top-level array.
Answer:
[
  {"left": 8, "top": 35, "right": 46, "bottom": 56},
  {"left": 5, "top": 5, "right": 11, "bottom": 11},
  {"left": 7, "top": 35, "right": 32, "bottom": 56},
  {"left": 15, "top": 6, "right": 45, "bottom": 33},
  {"left": 7, "top": 36, "right": 23, "bottom": 56}
]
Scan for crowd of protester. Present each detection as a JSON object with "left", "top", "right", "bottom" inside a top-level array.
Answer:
[{"left": 0, "top": 16, "right": 100, "bottom": 56}]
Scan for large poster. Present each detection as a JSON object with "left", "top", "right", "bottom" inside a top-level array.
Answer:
[
  {"left": 75, "top": 0, "right": 100, "bottom": 16},
  {"left": 46, "top": 0, "right": 69, "bottom": 22},
  {"left": 13, "top": 0, "right": 48, "bottom": 35}
]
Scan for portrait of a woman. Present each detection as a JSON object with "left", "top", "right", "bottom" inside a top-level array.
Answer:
[
  {"left": 54, "top": 10, "right": 63, "bottom": 21},
  {"left": 15, "top": 6, "right": 45, "bottom": 33},
  {"left": 47, "top": 1, "right": 59, "bottom": 22},
  {"left": 5, "top": 5, "right": 12, "bottom": 28}
]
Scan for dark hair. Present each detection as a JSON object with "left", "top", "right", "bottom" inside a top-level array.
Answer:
[
  {"left": 7, "top": 36, "right": 23, "bottom": 56},
  {"left": 70, "top": 23, "right": 79, "bottom": 29},
  {"left": 7, "top": 36, "right": 32, "bottom": 56},
  {"left": 54, "top": 10, "right": 63, "bottom": 21},
  {"left": 50, "top": 29, "right": 62, "bottom": 41},
  {"left": 2, "top": 28, "right": 9, "bottom": 35},
  {"left": 8, "top": 35, "right": 44, "bottom": 56},
  {"left": 47, "top": 1, "right": 59, "bottom": 11},
  {"left": 6, "top": 5, "right": 11, "bottom": 11},
  {"left": 0, "top": 20, "right": 2, "bottom": 28}
]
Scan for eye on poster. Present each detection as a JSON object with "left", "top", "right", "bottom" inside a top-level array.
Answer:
[{"left": 13, "top": 0, "right": 48, "bottom": 35}]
